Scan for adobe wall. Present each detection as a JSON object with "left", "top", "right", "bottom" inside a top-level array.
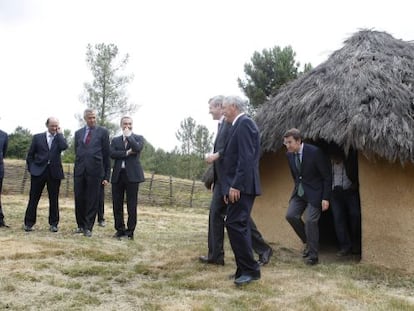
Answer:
[{"left": 359, "top": 156, "right": 414, "bottom": 272}]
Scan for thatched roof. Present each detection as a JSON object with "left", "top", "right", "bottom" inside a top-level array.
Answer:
[{"left": 255, "top": 30, "right": 414, "bottom": 163}]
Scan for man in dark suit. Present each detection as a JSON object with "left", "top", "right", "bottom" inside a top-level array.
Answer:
[
  {"left": 199, "top": 96, "right": 273, "bottom": 267},
  {"left": 220, "top": 95, "right": 261, "bottom": 286},
  {"left": 0, "top": 128, "right": 9, "bottom": 228},
  {"left": 23, "top": 117, "right": 68, "bottom": 232},
  {"left": 110, "top": 116, "right": 145, "bottom": 240},
  {"left": 283, "top": 128, "right": 331, "bottom": 265},
  {"left": 74, "top": 109, "right": 110, "bottom": 237}
]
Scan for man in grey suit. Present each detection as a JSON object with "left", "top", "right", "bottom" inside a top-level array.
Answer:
[
  {"left": 283, "top": 128, "right": 331, "bottom": 265},
  {"left": 221, "top": 95, "right": 261, "bottom": 286},
  {"left": 0, "top": 128, "right": 8, "bottom": 228},
  {"left": 74, "top": 109, "right": 110, "bottom": 237},
  {"left": 24, "top": 117, "right": 68, "bottom": 232},
  {"left": 110, "top": 116, "right": 145, "bottom": 240}
]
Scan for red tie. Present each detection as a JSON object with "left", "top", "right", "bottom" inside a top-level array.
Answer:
[{"left": 85, "top": 128, "right": 92, "bottom": 144}]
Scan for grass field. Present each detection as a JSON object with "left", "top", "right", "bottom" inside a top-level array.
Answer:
[{"left": 0, "top": 194, "right": 414, "bottom": 311}]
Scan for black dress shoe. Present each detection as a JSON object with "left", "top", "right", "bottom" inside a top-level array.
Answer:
[
  {"left": 0, "top": 222, "right": 10, "bottom": 228},
  {"left": 74, "top": 227, "right": 84, "bottom": 234},
  {"left": 234, "top": 274, "right": 260, "bottom": 286},
  {"left": 302, "top": 245, "right": 310, "bottom": 258},
  {"left": 305, "top": 257, "right": 319, "bottom": 265},
  {"left": 113, "top": 231, "right": 125, "bottom": 239},
  {"left": 199, "top": 256, "right": 224, "bottom": 266},
  {"left": 23, "top": 225, "right": 33, "bottom": 232},
  {"left": 336, "top": 249, "right": 352, "bottom": 257},
  {"left": 83, "top": 229, "right": 92, "bottom": 237},
  {"left": 49, "top": 225, "right": 58, "bottom": 232},
  {"left": 258, "top": 248, "right": 273, "bottom": 265}
]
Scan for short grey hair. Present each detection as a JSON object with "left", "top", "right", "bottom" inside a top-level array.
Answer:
[
  {"left": 223, "top": 95, "right": 249, "bottom": 113},
  {"left": 208, "top": 95, "right": 224, "bottom": 107},
  {"left": 83, "top": 108, "right": 96, "bottom": 118}
]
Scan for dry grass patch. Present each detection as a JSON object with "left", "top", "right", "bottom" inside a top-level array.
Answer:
[{"left": 0, "top": 194, "right": 413, "bottom": 310}]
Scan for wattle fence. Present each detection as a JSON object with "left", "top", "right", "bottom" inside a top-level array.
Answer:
[{"left": 2, "top": 161, "right": 211, "bottom": 208}]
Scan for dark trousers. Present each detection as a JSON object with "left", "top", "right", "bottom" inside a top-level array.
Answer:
[
  {"left": 207, "top": 185, "right": 271, "bottom": 261},
  {"left": 112, "top": 170, "right": 139, "bottom": 236},
  {"left": 207, "top": 183, "right": 227, "bottom": 261},
  {"left": 74, "top": 173, "right": 101, "bottom": 231},
  {"left": 331, "top": 189, "right": 361, "bottom": 253},
  {"left": 97, "top": 184, "right": 105, "bottom": 222},
  {"left": 24, "top": 168, "right": 61, "bottom": 227},
  {"left": 0, "top": 178, "right": 4, "bottom": 223},
  {"left": 250, "top": 218, "right": 271, "bottom": 256},
  {"left": 226, "top": 194, "right": 260, "bottom": 278},
  {"left": 286, "top": 195, "right": 321, "bottom": 259}
]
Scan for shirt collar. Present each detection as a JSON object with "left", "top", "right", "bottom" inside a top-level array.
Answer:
[{"left": 232, "top": 112, "right": 245, "bottom": 126}]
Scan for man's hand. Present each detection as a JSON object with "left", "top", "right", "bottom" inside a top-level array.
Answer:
[
  {"left": 228, "top": 187, "right": 240, "bottom": 203},
  {"left": 321, "top": 200, "right": 329, "bottom": 211},
  {"left": 123, "top": 128, "right": 132, "bottom": 137}
]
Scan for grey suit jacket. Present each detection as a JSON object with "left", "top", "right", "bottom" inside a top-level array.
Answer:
[
  {"left": 26, "top": 132, "right": 68, "bottom": 179},
  {"left": 74, "top": 126, "right": 111, "bottom": 180},
  {"left": 110, "top": 133, "right": 145, "bottom": 183}
]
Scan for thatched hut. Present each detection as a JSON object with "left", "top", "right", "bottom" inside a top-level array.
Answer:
[{"left": 253, "top": 29, "right": 414, "bottom": 272}]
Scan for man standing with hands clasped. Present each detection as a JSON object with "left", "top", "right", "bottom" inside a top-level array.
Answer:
[
  {"left": 73, "top": 109, "right": 110, "bottom": 237},
  {"left": 220, "top": 95, "right": 262, "bottom": 286},
  {"left": 110, "top": 116, "right": 145, "bottom": 240},
  {"left": 283, "top": 128, "right": 331, "bottom": 265},
  {"left": 23, "top": 117, "right": 68, "bottom": 232}
]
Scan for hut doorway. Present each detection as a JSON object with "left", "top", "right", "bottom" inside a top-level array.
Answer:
[{"left": 315, "top": 141, "right": 362, "bottom": 257}]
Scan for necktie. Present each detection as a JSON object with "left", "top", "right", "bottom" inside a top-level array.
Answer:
[
  {"left": 295, "top": 153, "right": 305, "bottom": 197},
  {"left": 48, "top": 134, "right": 54, "bottom": 149},
  {"left": 124, "top": 136, "right": 128, "bottom": 149},
  {"left": 84, "top": 128, "right": 92, "bottom": 144}
]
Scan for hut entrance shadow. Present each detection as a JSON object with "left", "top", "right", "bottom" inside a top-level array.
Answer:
[{"left": 313, "top": 140, "right": 362, "bottom": 262}]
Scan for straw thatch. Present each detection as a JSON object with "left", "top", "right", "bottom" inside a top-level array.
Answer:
[{"left": 255, "top": 29, "right": 414, "bottom": 163}]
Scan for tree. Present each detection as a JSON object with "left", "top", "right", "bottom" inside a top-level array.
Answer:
[
  {"left": 238, "top": 46, "right": 301, "bottom": 111},
  {"left": 61, "top": 129, "right": 75, "bottom": 163},
  {"left": 175, "top": 117, "right": 197, "bottom": 155},
  {"left": 175, "top": 117, "right": 213, "bottom": 179},
  {"left": 80, "top": 43, "right": 136, "bottom": 135},
  {"left": 7, "top": 126, "right": 32, "bottom": 159}
]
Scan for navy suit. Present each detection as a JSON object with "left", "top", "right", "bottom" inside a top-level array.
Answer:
[
  {"left": 0, "top": 130, "right": 8, "bottom": 225},
  {"left": 285, "top": 143, "right": 331, "bottom": 260},
  {"left": 110, "top": 133, "right": 145, "bottom": 237},
  {"left": 207, "top": 120, "right": 271, "bottom": 263},
  {"left": 74, "top": 126, "right": 110, "bottom": 231},
  {"left": 221, "top": 114, "right": 261, "bottom": 278},
  {"left": 24, "top": 132, "right": 68, "bottom": 227}
]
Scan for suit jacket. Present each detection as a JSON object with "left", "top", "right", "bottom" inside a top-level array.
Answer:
[
  {"left": 221, "top": 114, "right": 261, "bottom": 196},
  {"left": 213, "top": 120, "right": 231, "bottom": 184},
  {"left": 74, "top": 126, "right": 111, "bottom": 180},
  {"left": 287, "top": 143, "right": 332, "bottom": 207},
  {"left": 110, "top": 133, "right": 145, "bottom": 183},
  {"left": 0, "top": 130, "right": 8, "bottom": 179},
  {"left": 26, "top": 132, "right": 68, "bottom": 179}
]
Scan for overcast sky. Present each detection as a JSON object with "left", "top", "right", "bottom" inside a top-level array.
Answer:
[{"left": 0, "top": 0, "right": 413, "bottom": 151}]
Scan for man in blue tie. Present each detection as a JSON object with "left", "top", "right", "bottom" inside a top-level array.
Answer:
[{"left": 283, "top": 128, "right": 331, "bottom": 265}]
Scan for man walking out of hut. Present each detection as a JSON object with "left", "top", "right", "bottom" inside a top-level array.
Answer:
[{"left": 283, "top": 128, "right": 331, "bottom": 265}]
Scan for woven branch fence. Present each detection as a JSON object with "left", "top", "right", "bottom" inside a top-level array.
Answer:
[{"left": 2, "top": 161, "right": 211, "bottom": 209}]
